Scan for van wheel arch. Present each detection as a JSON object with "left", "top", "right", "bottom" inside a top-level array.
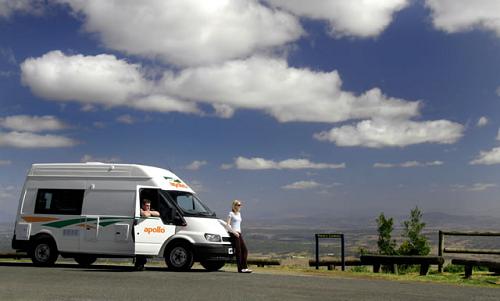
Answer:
[{"left": 29, "top": 234, "right": 59, "bottom": 267}]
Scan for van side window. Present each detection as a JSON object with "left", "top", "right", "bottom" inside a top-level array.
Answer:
[{"left": 34, "top": 189, "right": 84, "bottom": 215}]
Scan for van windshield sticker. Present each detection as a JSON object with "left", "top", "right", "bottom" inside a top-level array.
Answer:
[{"left": 163, "top": 177, "right": 189, "bottom": 189}]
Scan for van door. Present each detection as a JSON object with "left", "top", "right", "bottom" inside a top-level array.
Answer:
[
  {"left": 79, "top": 215, "right": 100, "bottom": 253},
  {"left": 134, "top": 188, "right": 176, "bottom": 255}
]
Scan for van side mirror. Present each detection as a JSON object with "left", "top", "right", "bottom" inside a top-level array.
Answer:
[
  {"left": 174, "top": 215, "right": 186, "bottom": 226},
  {"left": 168, "top": 208, "right": 186, "bottom": 226}
]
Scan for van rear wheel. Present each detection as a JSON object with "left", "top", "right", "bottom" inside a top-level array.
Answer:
[
  {"left": 74, "top": 255, "right": 97, "bottom": 267},
  {"left": 30, "top": 238, "right": 58, "bottom": 267},
  {"left": 200, "top": 260, "right": 225, "bottom": 271},
  {"left": 165, "top": 242, "right": 194, "bottom": 271}
]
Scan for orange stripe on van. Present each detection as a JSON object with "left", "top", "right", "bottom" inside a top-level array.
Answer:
[{"left": 22, "top": 216, "right": 59, "bottom": 223}]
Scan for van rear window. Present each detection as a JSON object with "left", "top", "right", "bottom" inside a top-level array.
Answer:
[{"left": 35, "top": 189, "right": 84, "bottom": 215}]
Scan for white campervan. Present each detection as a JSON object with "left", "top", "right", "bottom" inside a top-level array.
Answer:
[{"left": 12, "top": 163, "right": 233, "bottom": 271}]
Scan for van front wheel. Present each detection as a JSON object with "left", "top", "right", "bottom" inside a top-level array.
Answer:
[
  {"left": 165, "top": 242, "right": 194, "bottom": 271},
  {"left": 30, "top": 238, "right": 58, "bottom": 267}
]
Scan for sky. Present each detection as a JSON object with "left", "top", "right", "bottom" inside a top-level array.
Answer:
[{"left": 0, "top": 0, "right": 500, "bottom": 222}]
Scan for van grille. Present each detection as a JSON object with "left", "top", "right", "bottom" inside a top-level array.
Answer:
[{"left": 222, "top": 237, "right": 231, "bottom": 242}]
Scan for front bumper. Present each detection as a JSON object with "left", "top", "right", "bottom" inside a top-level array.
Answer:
[{"left": 193, "top": 243, "right": 234, "bottom": 261}]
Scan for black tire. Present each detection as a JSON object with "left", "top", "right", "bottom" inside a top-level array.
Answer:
[
  {"left": 29, "top": 237, "right": 58, "bottom": 267},
  {"left": 165, "top": 242, "right": 194, "bottom": 271},
  {"left": 200, "top": 260, "right": 225, "bottom": 271},
  {"left": 74, "top": 255, "right": 97, "bottom": 267}
]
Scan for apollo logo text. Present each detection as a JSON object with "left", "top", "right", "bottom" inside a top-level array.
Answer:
[{"left": 144, "top": 226, "right": 165, "bottom": 234}]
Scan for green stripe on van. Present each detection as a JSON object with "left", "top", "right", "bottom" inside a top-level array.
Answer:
[{"left": 42, "top": 218, "right": 85, "bottom": 228}]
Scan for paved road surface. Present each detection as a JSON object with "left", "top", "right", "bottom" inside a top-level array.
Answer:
[{"left": 0, "top": 262, "right": 498, "bottom": 300}]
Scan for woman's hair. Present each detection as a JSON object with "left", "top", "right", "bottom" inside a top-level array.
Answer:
[{"left": 231, "top": 200, "right": 241, "bottom": 212}]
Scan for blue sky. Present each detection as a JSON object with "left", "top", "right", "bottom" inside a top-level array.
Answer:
[{"left": 1, "top": 0, "right": 500, "bottom": 222}]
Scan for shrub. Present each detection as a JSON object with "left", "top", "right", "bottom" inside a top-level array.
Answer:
[
  {"left": 376, "top": 213, "right": 397, "bottom": 255},
  {"left": 398, "top": 206, "right": 430, "bottom": 256},
  {"left": 443, "top": 264, "right": 464, "bottom": 273}
]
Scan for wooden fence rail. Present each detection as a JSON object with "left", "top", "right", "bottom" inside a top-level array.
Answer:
[
  {"left": 438, "top": 230, "right": 500, "bottom": 272},
  {"left": 227, "top": 258, "right": 281, "bottom": 267},
  {"left": 360, "top": 255, "right": 444, "bottom": 276},
  {"left": 308, "top": 258, "right": 362, "bottom": 270}
]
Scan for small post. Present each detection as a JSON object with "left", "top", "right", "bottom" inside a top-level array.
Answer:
[
  {"left": 438, "top": 230, "right": 444, "bottom": 273},
  {"left": 315, "top": 234, "right": 319, "bottom": 270},
  {"left": 464, "top": 265, "right": 473, "bottom": 279},
  {"left": 341, "top": 234, "right": 345, "bottom": 271}
]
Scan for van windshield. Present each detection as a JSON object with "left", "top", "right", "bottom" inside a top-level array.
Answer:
[{"left": 160, "top": 190, "right": 215, "bottom": 217}]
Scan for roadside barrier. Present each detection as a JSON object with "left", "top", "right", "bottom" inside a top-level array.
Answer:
[
  {"left": 308, "top": 258, "right": 362, "bottom": 270},
  {"left": 227, "top": 258, "right": 281, "bottom": 267},
  {"left": 360, "top": 255, "right": 444, "bottom": 276},
  {"left": 438, "top": 231, "right": 500, "bottom": 273}
]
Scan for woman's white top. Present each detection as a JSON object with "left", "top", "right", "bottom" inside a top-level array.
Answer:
[{"left": 228, "top": 211, "right": 242, "bottom": 233}]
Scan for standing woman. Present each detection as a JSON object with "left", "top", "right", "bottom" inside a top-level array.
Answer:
[{"left": 227, "top": 200, "right": 252, "bottom": 273}]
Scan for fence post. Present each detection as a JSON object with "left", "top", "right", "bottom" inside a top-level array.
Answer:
[
  {"left": 438, "top": 230, "right": 444, "bottom": 273},
  {"left": 341, "top": 234, "right": 345, "bottom": 271},
  {"left": 315, "top": 234, "right": 319, "bottom": 270}
]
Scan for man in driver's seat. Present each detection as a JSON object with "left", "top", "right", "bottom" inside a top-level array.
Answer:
[{"left": 140, "top": 199, "right": 160, "bottom": 217}]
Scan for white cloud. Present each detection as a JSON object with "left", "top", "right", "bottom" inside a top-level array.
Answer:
[
  {"left": 267, "top": 0, "right": 409, "bottom": 38},
  {"left": 80, "top": 154, "right": 120, "bottom": 163},
  {"left": 468, "top": 183, "right": 497, "bottom": 192},
  {"left": 477, "top": 116, "right": 489, "bottom": 127},
  {"left": 220, "top": 163, "right": 234, "bottom": 170},
  {"left": 374, "top": 160, "right": 444, "bottom": 168},
  {"left": 0, "top": 47, "right": 17, "bottom": 64},
  {"left": 57, "top": 0, "right": 303, "bottom": 66},
  {"left": 0, "top": 131, "right": 77, "bottom": 148},
  {"left": 162, "top": 56, "right": 420, "bottom": 123},
  {"left": 186, "top": 180, "right": 204, "bottom": 192},
  {"left": 282, "top": 180, "right": 321, "bottom": 190},
  {"left": 0, "top": 185, "right": 19, "bottom": 220},
  {"left": 0, "top": 185, "right": 15, "bottom": 197},
  {"left": 315, "top": 119, "right": 464, "bottom": 148},
  {"left": 116, "top": 114, "right": 135, "bottom": 125},
  {"left": 451, "top": 183, "right": 498, "bottom": 192},
  {"left": 185, "top": 160, "right": 207, "bottom": 171},
  {"left": 231, "top": 157, "right": 345, "bottom": 170},
  {"left": 93, "top": 121, "right": 106, "bottom": 129},
  {"left": 0, "top": 0, "right": 44, "bottom": 18},
  {"left": 401, "top": 160, "right": 443, "bottom": 168},
  {"left": 426, "top": 0, "right": 500, "bottom": 36},
  {"left": 373, "top": 163, "right": 396, "bottom": 168},
  {"left": 0, "top": 159, "right": 11, "bottom": 166},
  {"left": 22, "top": 53, "right": 422, "bottom": 125},
  {"left": 21, "top": 51, "right": 200, "bottom": 114},
  {"left": 470, "top": 147, "right": 500, "bottom": 165},
  {"left": 0, "top": 115, "right": 67, "bottom": 132}
]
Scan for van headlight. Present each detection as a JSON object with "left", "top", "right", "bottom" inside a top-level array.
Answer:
[{"left": 204, "top": 233, "right": 221, "bottom": 242}]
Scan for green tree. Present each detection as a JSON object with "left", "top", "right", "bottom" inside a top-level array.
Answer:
[
  {"left": 398, "top": 206, "right": 430, "bottom": 256},
  {"left": 376, "top": 213, "right": 397, "bottom": 255}
]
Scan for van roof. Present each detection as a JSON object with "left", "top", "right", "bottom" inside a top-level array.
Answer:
[{"left": 28, "top": 163, "right": 177, "bottom": 179}]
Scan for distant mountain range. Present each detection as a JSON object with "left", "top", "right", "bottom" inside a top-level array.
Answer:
[{"left": 246, "top": 212, "right": 500, "bottom": 231}]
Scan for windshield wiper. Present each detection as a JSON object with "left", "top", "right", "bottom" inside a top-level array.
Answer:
[{"left": 199, "top": 211, "right": 216, "bottom": 217}]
